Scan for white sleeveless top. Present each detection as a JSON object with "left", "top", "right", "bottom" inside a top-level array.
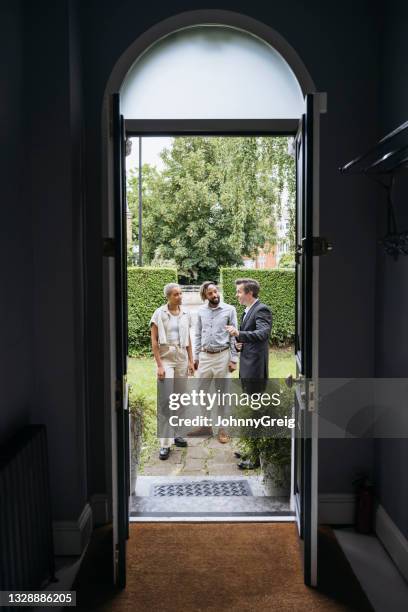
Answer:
[{"left": 167, "top": 313, "right": 180, "bottom": 345}]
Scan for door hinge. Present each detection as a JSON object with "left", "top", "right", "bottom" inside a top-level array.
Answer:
[
  {"left": 308, "top": 381, "right": 316, "bottom": 412},
  {"left": 312, "top": 236, "right": 333, "bottom": 256},
  {"left": 125, "top": 138, "right": 132, "bottom": 157},
  {"left": 103, "top": 237, "right": 115, "bottom": 257},
  {"left": 296, "top": 236, "right": 333, "bottom": 261}
]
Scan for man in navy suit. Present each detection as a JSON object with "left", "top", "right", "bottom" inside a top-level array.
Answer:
[
  {"left": 226, "top": 278, "right": 272, "bottom": 378},
  {"left": 226, "top": 278, "right": 272, "bottom": 469}
]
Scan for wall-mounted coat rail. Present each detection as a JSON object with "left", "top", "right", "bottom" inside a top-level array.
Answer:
[
  {"left": 340, "top": 120, "right": 408, "bottom": 259},
  {"left": 339, "top": 120, "right": 408, "bottom": 175}
]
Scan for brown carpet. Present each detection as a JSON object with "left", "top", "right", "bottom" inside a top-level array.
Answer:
[{"left": 70, "top": 523, "right": 373, "bottom": 612}]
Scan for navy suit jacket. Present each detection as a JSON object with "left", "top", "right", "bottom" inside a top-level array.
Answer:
[{"left": 237, "top": 301, "right": 272, "bottom": 380}]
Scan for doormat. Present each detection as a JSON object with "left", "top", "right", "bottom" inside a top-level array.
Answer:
[{"left": 151, "top": 479, "right": 252, "bottom": 497}]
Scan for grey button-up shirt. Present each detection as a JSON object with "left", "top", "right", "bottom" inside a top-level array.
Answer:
[{"left": 194, "top": 302, "right": 238, "bottom": 362}]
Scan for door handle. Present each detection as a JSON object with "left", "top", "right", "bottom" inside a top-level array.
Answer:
[{"left": 285, "top": 373, "right": 304, "bottom": 388}]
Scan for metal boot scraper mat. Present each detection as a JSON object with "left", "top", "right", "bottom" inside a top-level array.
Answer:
[{"left": 151, "top": 479, "right": 252, "bottom": 497}]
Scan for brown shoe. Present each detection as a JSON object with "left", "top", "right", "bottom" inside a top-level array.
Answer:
[
  {"left": 187, "top": 426, "right": 213, "bottom": 437},
  {"left": 217, "top": 430, "right": 230, "bottom": 444}
]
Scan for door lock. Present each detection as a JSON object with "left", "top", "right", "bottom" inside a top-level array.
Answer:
[{"left": 285, "top": 374, "right": 304, "bottom": 388}]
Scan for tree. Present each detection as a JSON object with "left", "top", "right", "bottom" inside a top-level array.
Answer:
[
  {"left": 258, "top": 138, "right": 296, "bottom": 252},
  {"left": 127, "top": 163, "right": 160, "bottom": 265},
  {"left": 127, "top": 136, "right": 294, "bottom": 283}
]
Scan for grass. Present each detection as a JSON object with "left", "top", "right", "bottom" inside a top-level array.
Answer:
[
  {"left": 128, "top": 356, "right": 157, "bottom": 406},
  {"left": 128, "top": 346, "right": 296, "bottom": 466},
  {"left": 128, "top": 346, "right": 295, "bottom": 401}
]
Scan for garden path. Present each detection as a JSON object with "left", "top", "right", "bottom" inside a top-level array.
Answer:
[{"left": 140, "top": 434, "right": 244, "bottom": 477}]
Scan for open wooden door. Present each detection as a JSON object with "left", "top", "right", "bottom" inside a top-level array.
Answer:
[
  {"left": 293, "top": 93, "right": 328, "bottom": 586},
  {"left": 111, "top": 92, "right": 130, "bottom": 589}
]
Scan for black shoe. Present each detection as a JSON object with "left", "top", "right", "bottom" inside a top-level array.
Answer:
[
  {"left": 234, "top": 451, "right": 248, "bottom": 459},
  {"left": 159, "top": 447, "right": 170, "bottom": 460},
  {"left": 237, "top": 458, "right": 260, "bottom": 470},
  {"left": 174, "top": 437, "right": 188, "bottom": 447}
]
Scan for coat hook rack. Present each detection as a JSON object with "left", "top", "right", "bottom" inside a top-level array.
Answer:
[{"left": 339, "top": 120, "right": 408, "bottom": 260}]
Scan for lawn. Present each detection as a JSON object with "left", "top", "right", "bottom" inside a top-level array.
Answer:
[
  {"left": 127, "top": 346, "right": 296, "bottom": 405},
  {"left": 128, "top": 346, "right": 296, "bottom": 467}
]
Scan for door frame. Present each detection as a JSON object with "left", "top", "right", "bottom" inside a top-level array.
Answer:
[
  {"left": 124, "top": 119, "right": 298, "bottom": 135},
  {"left": 101, "top": 10, "right": 316, "bottom": 530},
  {"left": 104, "top": 105, "right": 324, "bottom": 587},
  {"left": 100, "top": 8, "right": 322, "bottom": 588},
  {"left": 293, "top": 94, "right": 324, "bottom": 586}
]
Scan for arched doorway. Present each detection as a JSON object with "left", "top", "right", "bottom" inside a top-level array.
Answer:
[{"left": 102, "top": 10, "right": 323, "bottom": 589}]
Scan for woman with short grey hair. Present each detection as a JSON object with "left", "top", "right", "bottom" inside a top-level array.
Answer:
[
  {"left": 150, "top": 283, "right": 194, "bottom": 460},
  {"left": 163, "top": 282, "right": 180, "bottom": 298}
]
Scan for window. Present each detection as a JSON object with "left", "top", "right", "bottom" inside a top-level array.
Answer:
[{"left": 121, "top": 26, "right": 304, "bottom": 119}]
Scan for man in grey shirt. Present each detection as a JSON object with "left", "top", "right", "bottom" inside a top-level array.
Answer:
[{"left": 191, "top": 281, "right": 238, "bottom": 443}]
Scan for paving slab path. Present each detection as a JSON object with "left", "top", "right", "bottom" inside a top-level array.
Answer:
[{"left": 141, "top": 435, "right": 246, "bottom": 477}]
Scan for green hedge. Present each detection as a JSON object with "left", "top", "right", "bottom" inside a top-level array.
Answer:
[
  {"left": 220, "top": 268, "right": 295, "bottom": 345},
  {"left": 128, "top": 267, "right": 177, "bottom": 356}
]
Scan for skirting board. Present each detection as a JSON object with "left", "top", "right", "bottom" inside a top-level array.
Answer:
[
  {"left": 318, "top": 494, "right": 356, "bottom": 524},
  {"left": 319, "top": 495, "right": 408, "bottom": 583},
  {"left": 375, "top": 503, "right": 408, "bottom": 584},
  {"left": 53, "top": 503, "right": 93, "bottom": 556}
]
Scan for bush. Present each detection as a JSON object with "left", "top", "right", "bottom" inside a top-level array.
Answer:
[
  {"left": 128, "top": 266, "right": 177, "bottom": 356},
  {"left": 237, "top": 382, "right": 293, "bottom": 467},
  {"left": 129, "top": 391, "right": 158, "bottom": 469},
  {"left": 220, "top": 268, "right": 295, "bottom": 345},
  {"left": 278, "top": 253, "right": 295, "bottom": 269}
]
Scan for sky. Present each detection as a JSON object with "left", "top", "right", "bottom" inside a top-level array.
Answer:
[{"left": 126, "top": 136, "right": 173, "bottom": 172}]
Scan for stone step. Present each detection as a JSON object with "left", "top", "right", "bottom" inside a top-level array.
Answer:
[
  {"left": 130, "top": 494, "right": 291, "bottom": 515},
  {"left": 131, "top": 475, "right": 291, "bottom": 516}
]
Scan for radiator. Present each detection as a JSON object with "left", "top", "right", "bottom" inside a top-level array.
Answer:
[{"left": 0, "top": 425, "right": 55, "bottom": 592}]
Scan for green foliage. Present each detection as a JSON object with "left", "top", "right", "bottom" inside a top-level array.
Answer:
[
  {"left": 258, "top": 138, "right": 296, "bottom": 251},
  {"left": 127, "top": 164, "right": 161, "bottom": 266},
  {"left": 237, "top": 382, "right": 293, "bottom": 468},
  {"left": 278, "top": 252, "right": 295, "bottom": 268},
  {"left": 127, "top": 266, "right": 177, "bottom": 356},
  {"left": 241, "top": 436, "right": 291, "bottom": 466},
  {"left": 128, "top": 391, "right": 158, "bottom": 469},
  {"left": 127, "top": 137, "right": 295, "bottom": 283},
  {"left": 220, "top": 267, "right": 295, "bottom": 345}
]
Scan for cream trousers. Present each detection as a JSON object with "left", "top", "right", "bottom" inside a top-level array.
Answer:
[
  {"left": 158, "top": 345, "right": 188, "bottom": 448},
  {"left": 196, "top": 350, "right": 231, "bottom": 433}
]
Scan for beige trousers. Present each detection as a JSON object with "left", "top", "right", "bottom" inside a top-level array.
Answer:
[
  {"left": 158, "top": 345, "right": 188, "bottom": 448},
  {"left": 196, "top": 350, "right": 231, "bottom": 433}
]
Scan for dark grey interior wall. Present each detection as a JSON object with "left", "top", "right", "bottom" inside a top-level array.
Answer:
[
  {"left": 0, "top": 0, "right": 88, "bottom": 524},
  {"left": 375, "top": 0, "right": 408, "bottom": 538},
  {"left": 23, "top": 0, "right": 88, "bottom": 520},
  {"left": 315, "top": 2, "right": 379, "bottom": 494},
  {"left": 79, "top": 0, "right": 380, "bottom": 497},
  {"left": 3, "top": 0, "right": 384, "bottom": 524},
  {"left": 0, "top": 1, "right": 33, "bottom": 444}
]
